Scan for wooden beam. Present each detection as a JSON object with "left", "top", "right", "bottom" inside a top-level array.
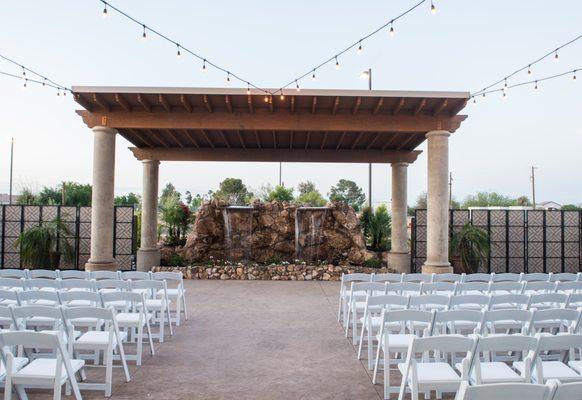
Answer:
[
  {"left": 254, "top": 130, "right": 261, "bottom": 149},
  {"left": 158, "top": 94, "right": 171, "bottom": 112},
  {"left": 126, "top": 129, "right": 155, "bottom": 147},
  {"left": 203, "top": 95, "right": 213, "bottom": 113},
  {"left": 146, "top": 129, "right": 170, "bottom": 147},
  {"left": 304, "top": 131, "right": 311, "bottom": 149},
  {"left": 350, "top": 132, "right": 363, "bottom": 150},
  {"left": 200, "top": 129, "right": 215, "bottom": 148},
  {"left": 236, "top": 130, "right": 246, "bottom": 149},
  {"left": 335, "top": 132, "right": 346, "bottom": 150},
  {"left": 77, "top": 110, "right": 467, "bottom": 133},
  {"left": 332, "top": 96, "right": 340, "bottom": 115},
  {"left": 290, "top": 96, "right": 295, "bottom": 114},
  {"left": 218, "top": 130, "right": 230, "bottom": 148},
  {"left": 289, "top": 131, "right": 294, "bottom": 149},
  {"left": 311, "top": 97, "right": 317, "bottom": 114},
  {"left": 320, "top": 132, "right": 328, "bottom": 149},
  {"left": 93, "top": 93, "right": 110, "bottom": 112},
  {"left": 130, "top": 147, "right": 423, "bottom": 164},
  {"left": 115, "top": 94, "right": 131, "bottom": 112},
  {"left": 352, "top": 97, "right": 362, "bottom": 115},
  {"left": 180, "top": 94, "right": 193, "bottom": 112},
  {"left": 413, "top": 99, "right": 426, "bottom": 116},
  {"left": 247, "top": 94, "right": 254, "bottom": 114},
  {"left": 365, "top": 132, "right": 380, "bottom": 150},
  {"left": 163, "top": 129, "right": 184, "bottom": 147},
  {"left": 372, "top": 98, "right": 384, "bottom": 115},
  {"left": 181, "top": 129, "right": 200, "bottom": 148},
  {"left": 382, "top": 133, "right": 402, "bottom": 150},
  {"left": 272, "top": 131, "right": 277, "bottom": 149},
  {"left": 121, "top": 129, "right": 148, "bottom": 147},
  {"left": 73, "top": 93, "right": 93, "bottom": 112},
  {"left": 392, "top": 98, "right": 405, "bottom": 115},
  {"left": 224, "top": 95, "right": 233, "bottom": 113},
  {"left": 396, "top": 134, "right": 418, "bottom": 150},
  {"left": 448, "top": 98, "right": 468, "bottom": 116},
  {"left": 432, "top": 99, "right": 448, "bottom": 116},
  {"left": 137, "top": 94, "right": 151, "bottom": 112}
]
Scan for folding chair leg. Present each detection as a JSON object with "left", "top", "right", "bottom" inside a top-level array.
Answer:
[
  {"left": 372, "top": 340, "right": 382, "bottom": 384},
  {"left": 15, "top": 386, "right": 28, "bottom": 400},
  {"left": 182, "top": 292, "right": 188, "bottom": 321},
  {"left": 357, "top": 322, "right": 365, "bottom": 360},
  {"left": 145, "top": 318, "right": 155, "bottom": 356},
  {"left": 137, "top": 324, "right": 143, "bottom": 366},
  {"left": 166, "top": 301, "right": 174, "bottom": 336},
  {"left": 383, "top": 351, "right": 390, "bottom": 400},
  {"left": 116, "top": 337, "right": 131, "bottom": 383},
  {"left": 105, "top": 346, "right": 113, "bottom": 397},
  {"left": 367, "top": 323, "right": 373, "bottom": 370},
  {"left": 175, "top": 295, "right": 182, "bottom": 326},
  {"left": 4, "top": 357, "right": 13, "bottom": 400}
]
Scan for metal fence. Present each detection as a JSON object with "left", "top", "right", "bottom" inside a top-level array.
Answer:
[
  {"left": 0, "top": 205, "right": 136, "bottom": 270},
  {"left": 411, "top": 209, "right": 582, "bottom": 274}
]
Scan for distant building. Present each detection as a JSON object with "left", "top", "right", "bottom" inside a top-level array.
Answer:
[
  {"left": 468, "top": 201, "right": 562, "bottom": 211},
  {"left": 537, "top": 201, "right": 562, "bottom": 210},
  {"left": 0, "top": 194, "right": 20, "bottom": 205}
]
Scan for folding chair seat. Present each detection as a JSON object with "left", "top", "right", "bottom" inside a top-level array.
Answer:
[
  {"left": 58, "top": 270, "right": 90, "bottom": 280},
  {"left": 420, "top": 282, "right": 456, "bottom": 295},
  {"left": 463, "top": 273, "right": 493, "bottom": 283},
  {"left": 398, "top": 335, "right": 475, "bottom": 400},
  {"left": 0, "top": 330, "right": 85, "bottom": 400},
  {"left": 26, "top": 278, "right": 62, "bottom": 292},
  {"left": 454, "top": 381, "right": 552, "bottom": 400},
  {"left": 460, "top": 334, "right": 538, "bottom": 385},
  {"left": 492, "top": 273, "right": 524, "bottom": 282},
  {"left": 0, "top": 289, "right": 20, "bottom": 307},
  {"left": 130, "top": 279, "right": 174, "bottom": 343},
  {"left": 514, "top": 334, "right": 582, "bottom": 383},
  {"left": 529, "top": 308, "right": 581, "bottom": 334},
  {"left": 152, "top": 271, "right": 188, "bottom": 327},
  {"left": 90, "top": 270, "right": 121, "bottom": 280},
  {"left": 372, "top": 273, "right": 403, "bottom": 283},
  {"left": 402, "top": 273, "right": 434, "bottom": 283},
  {"left": 28, "top": 269, "right": 59, "bottom": 279},
  {"left": 63, "top": 306, "right": 130, "bottom": 397},
  {"left": 529, "top": 293, "right": 568, "bottom": 311},
  {"left": 100, "top": 291, "right": 155, "bottom": 365},
  {"left": 0, "top": 278, "right": 26, "bottom": 292},
  {"left": 524, "top": 281, "right": 558, "bottom": 295},
  {"left": 432, "top": 273, "right": 463, "bottom": 283},
  {"left": 338, "top": 273, "right": 373, "bottom": 326},
  {"left": 522, "top": 273, "right": 551, "bottom": 283},
  {"left": 357, "top": 294, "right": 409, "bottom": 369},
  {"left": 0, "top": 269, "right": 28, "bottom": 279}
]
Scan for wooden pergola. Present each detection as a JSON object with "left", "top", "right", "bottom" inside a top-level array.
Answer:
[{"left": 73, "top": 86, "right": 469, "bottom": 273}]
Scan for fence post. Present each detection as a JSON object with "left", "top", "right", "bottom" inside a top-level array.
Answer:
[{"left": 0, "top": 206, "right": 5, "bottom": 268}]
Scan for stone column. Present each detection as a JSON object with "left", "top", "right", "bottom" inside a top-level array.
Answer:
[
  {"left": 387, "top": 162, "right": 410, "bottom": 273},
  {"left": 422, "top": 130, "right": 453, "bottom": 274},
  {"left": 137, "top": 160, "right": 160, "bottom": 271},
  {"left": 85, "top": 126, "right": 117, "bottom": 272}
]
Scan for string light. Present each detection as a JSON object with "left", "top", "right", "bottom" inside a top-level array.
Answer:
[
  {"left": 280, "top": 92, "right": 285, "bottom": 100},
  {"left": 311, "top": 70, "right": 316, "bottom": 81},
  {"left": 295, "top": 80, "right": 300, "bottom": 92},
  {"left": 226, "top": 72, "right": 231, "bottom": 84},
  {"left": 21, "top": 66, "right": 25, "bottom": 77},
  {"left": 527, "top": 65, "right": 532, "bottom": 76},
  {"left": 554, "top": 50, "right": 559, "bottom": 62},
  {"left": 573, "top": 71, "right": 577, "bottom": 81},
  {"left": 246, "top": 83, "right": 250, "bottom": 95},
  {"left": 142, "top": 24, "right": 147, "bottom": 40},
  {"left": 264, "top": 95, "right": 269, "bottom": 103},
  {"left": 201, "top": 59, "right": 207, "bottom": 72},
  {"left": 22, "top": 79, "right": 27, "bottom": 89},
  {"left": 102, "top": 1, "right": 107, "bottom": 17},
  {"left": 430, "top": 0, "right": 437, "bottom": 14},
  {"left": 0, "top": 54, "right": 70, "bottom": 95},
  {"left": 534, "top": 80, "right": 539, "bottom": 91},
  {"left": 176, "top": 44, "right": 181, "bottom": 58},
  {"left": 389, "top": 22, "right": 395, "bottom": 37},
  {"left": 357, "top": 41, "right": 363, "bottom": 55},
  {"left": 335, "top": 56, "right": 340, "bottom": 70}
]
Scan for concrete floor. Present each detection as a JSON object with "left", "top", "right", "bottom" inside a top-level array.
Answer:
[{"left": 29, "top": 281, "right": 385, "bottom": 400}]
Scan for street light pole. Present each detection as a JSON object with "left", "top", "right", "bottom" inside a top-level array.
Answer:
[
  {"left": 362, "top": 68, "right": 373, "bottom": 208},
  {"left": 9, "top": 138, "right": 14, "bottom": 205},
  {"left": 531, "top": 166, "right": 537, "bottom": 209},
  {"left": 279, "top": 162, "right": 282, "bottom": 186}
]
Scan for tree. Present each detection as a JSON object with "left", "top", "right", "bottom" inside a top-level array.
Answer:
[
  {"left": 328, "top": 179, "right": 366, "bottom": 211},
  {"left": 115, "top": 193, "right": 141, "bottom": 207},
  {"left": 297, "top": 190, "right": 327, "bottom": 207},
  {"left": 562, "top": 204, "right": 581, "bottom": 211},
  {"left": 265, "top": 185, "right": 294, "bottom": 202},
  {"left": 37, "top": 186, "right": 61, "bottom": 205},
  {"left": 17, "top": 187, "right": 38, "bottom": 205},
  {"left": 184, "top": 191, "right": 203, "bottom": 212},
  {"left": 462, "top": 192, "right": 528, "bottom": 208},
  {"left": 62, "top": 182, "right": 92, "bottom": 206},
  {"left": 213, "top": 178, "right": 251, "bottom": 205},
  {"left": 297, "top": 181, "right": 317, "bottom": 196},
  {"left": 359, "top": 205, "right": 391, "bottom": 251},
  {"left": 515, "top": 195, "right": 532, "bottom": 207}
]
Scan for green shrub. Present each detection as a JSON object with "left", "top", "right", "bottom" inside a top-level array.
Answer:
[
  {"left": 168, "top": 254, "right": 185, "bottom": 267},
  {"left": 363, "top": 258, "right": 382, "bottom": 268}
]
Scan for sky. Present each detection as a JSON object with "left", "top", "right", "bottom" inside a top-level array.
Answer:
[{"left": 0, "top": 0, "right": 581, "bottom": 206}]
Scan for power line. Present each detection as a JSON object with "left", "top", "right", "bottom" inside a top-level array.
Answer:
[
  {"left": 99, "top": 0, "right": 270, "bottom": 95},
  {"left": 273, "top": 0, "right": 433, "bottom": 95},
  {"left": 0, "top": 53, "right": 70, "bottom": 93},
  {"left": 471, "top": 34, "right": 582, "bottom": 97},
  {"left": 0, "top": 70, "right": 69, "bottom": 96},
  {"left": 471, "top": 68, "right": 578, "bottom": 102}
]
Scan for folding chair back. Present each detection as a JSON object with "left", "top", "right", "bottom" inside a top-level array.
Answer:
[
  {"left": 454, "top": 381, "right": 551, "bottom": 400},
  {"left": 0, "top": 305, "right": 16, "bottom": 328},
  {"left": 130, "top": 279, "right": 167, "bottom": 297},
  {"left": 371, "top": 273, "right": 403, "bottom": 283},
  {"left": 448, "top": 294, "right": 491, "bottom": 310},
  {"left": 383, "top": 309, "right": 435, "bottom": 326},
  {"left": 489, "top": 293, "right": 530, "bottom": 310},
  {"left": 420, "top": 281, "right": 456, "bottom": 294},
  {"left": 523, "top": 273, "right": 551, "bottom": 282},
  {"left": 474, "top": 333, "right": 538, "bottom": 354},
  {"left": 536, "top": 332, "right": 582, "bottom": 353},
  {"left": 28, "top": 269, "right": 59, "bottom": 279},
  {"left": 433, "top": 309, "right": 483, "bottom": 335},
  {"left": 557, "top": 281, "right": 582, "bottom": 293},
  {"left": 0, "top": 269, "right": 28, "bottom": 279},
  {"left": 0, "top": 289, "right": 21, "bottom": 305},
  {"left": 120, "top": 271, "right": 151, "bottom": 280},
  {"left": 17, "top": 290, "right": 60, "bottom": 306},
  {"left": 58, "top": 290, "right": 102, "bottom": 307},
  {"left": 95, "top": 279, "right": 130, "bottom": 291},
  {"left": 551, "top": 273, "right": 580, "bottom": 282},
  {"left": 366, "top": 294, "right": 410, "bottom": 310},
  {"left": 386, "top": 282, "right": 421, "bottom": 296},
  {"left": 60, "top": 278, "right": 95, "bottom": 292},
  {"left": 530, "top": 308, "right": 581, "bottom": 334},
  {"left": 529, "top": 293, "right": 568, "bottom": 310},
  {"left": 457, "top": 282, "right": 490, "bottom": 295},
  {"left": 27, "top": 278, "right": 61, "bottom": 290},
  {"left": 64, "top": 305, "right": 117, "bottom": 322},
  {"left": 11, "top": 304, "right": 65, "bottom": 331},
  {"left": 463, "top": 273, "right": 493, "bottom": 283},
  {"left": 481, "top": 309, "right": 534, "bottom": 334},
  {"left": 58, "top": 270, "right": 90, "bottom": 280},
  {"left": 551, "top": 381, "right": 582, "bottom": 400},
  {"left": 524, "top": 281, "right": 558, "bottom": 294},
  {"left": 350, "top": 282, "right": 387, "bottom": 297},
  {"left": 408, "top": 294, "right": 451, "bottom": 311},
  {"left": 492, "top": 273, "right": 523, "bottom": 282},
  {"left": 410, "top": 334, "right": 475, "bottom": 354},
  {"left": 402, "top": 273, "right": 433, "bottom": 283},
  {"left": 91, "top": 270, "right": 121, "bottom": 280},
  {"left": 0, "top": 278, "right": 26, "bottom": 291},
  {"left": 566, "top": 293, "right": 582, "bottom": 309},
  {"left": 489, "top": 281, "right": 525, "bottom": 294},
  {"left": 432, "top": 272, "right": 463, "bottom": 282}
]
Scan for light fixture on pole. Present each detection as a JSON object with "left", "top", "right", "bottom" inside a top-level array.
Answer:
[{"left": 360, "top": 68, "right": 373, "bottom": 208}]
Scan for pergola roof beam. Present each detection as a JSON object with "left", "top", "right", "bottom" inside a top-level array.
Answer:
[
  {"left": 137, "top": 94, "right": 152, "bottom": 112},
  {"left": 93, "top": 93, "right": 110, "bottom": 112},
  {"left": 180, "top": 94, "right": 193, "bottom": 112},
  {"left": 200, "top": 129, "right": 215, "bottom": 148},
  {"left": 115, "top": 94, "right": 131, "bottom": 112}
]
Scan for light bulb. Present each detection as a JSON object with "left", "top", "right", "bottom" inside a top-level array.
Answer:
[
  {"left": 22, "top": 79, "right": 27, "bottom": 89},
  {"left": 534, "top": 81, "right": 539, "bottom": 91},
  {"left": 430, "top": 1, "right": 437, "bottom": 14},
  {"left": 389, "top": 23, "right": 395, "bottom": 37},
  {"left": 102, "top": 3, "right": 108, "bottom": 17},
  {"left": 472, "top": 97, "right": 476, "bottom": 105},
  {"left": 42, "top": 78, "right": 46, "bottom": 86},
  {"left": 311, "top": 71, "right": 316, "bottom": 81},
  {"left": 142, "top": 25, "right": 147, "bottom": 40},
  {"left": 554, "top": 51, "right": 559, "bottom": 62},
  {"left": 21, "top": 67, "right": 25, "bottom": 77},
  {"left": 264, "top": 96, "right": 269, "bottom": 103},
  {"left": 502, "top": 89, "right": 508, "bottom": 100},
  {"left": 527, "top": 65, "right": 532, "bottom": 75},
  {"left": 246, "top": 83, "right": 250, "bottom": 95},
  {"left": 573, "top": 72, "right": 577, "bottom": 81},
  {"left": 226, "top": 73, "right": 230, "bottom": 84},
  {"left": 176, "top": 44, "right": 181, "bottom": 58},
  {"left": 202, "top": 59, "right": 207, "bottom": 72},
  {"left": 357, "top": 41, "right": 362, "bottom": 54},
  {"left": 280, "top": 93, "right": 285, "bottom": 100},
  {"left": 57, "top": 89, "right": 61, "bottom": 96},
  {"left": 504, "top": 78, "right": 508, "bottom": 88},
  {"left": 335, "top": 57, "right": 340, "bottom": 70},
  {"left": 295, "top": 80, "right": 300, "bottom": 92}
]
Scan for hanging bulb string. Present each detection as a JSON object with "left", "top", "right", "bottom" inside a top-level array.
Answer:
[
  {"left": 98, "top": 0, "right": 270, "bottom": 94},
  {"left": 471, "top": 67, "right": 580, "bottom": 99},
  {"left": 472, "top": 34, "right": 582, "bottom": 97},
  {"left": 271, "top": 0, "right": 428, "bottom": 95},
  {"left": 0, "top": 53, "right": 69, "bottom": 91},
  {"left": 0, "top": 70, "right": 66, "bottom": 91}
]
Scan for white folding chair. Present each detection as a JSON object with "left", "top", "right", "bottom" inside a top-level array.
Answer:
[
  {"left": 372, "top": 273, "right": 403, "bottom": 283},
  {"left": 524, "top": 281, "right": 558, "bottom": 295},
  {"left": 129, "top": 280, "right": 173, "bottom": 343},
  {"left": 120, "top": 271, "right": 151, "bottom": 281},
  {"left": 345, "top": 282, "right": 387, "bottom": 342},
  {"left": 463, "top": 273, "right": 493, "bottom": 283},
  {"left": 454, "top": 381, "right": 552, "bottom": 400},
  {"left": 433, "top": 273, "right": 463, "bottom": 283},
  {"left": 373, "top": 309, "right": 435, "bottom": 398},
  {"left": 26, "top": 278, "right": 62, "bottom": 292},
  {"left": 398, "top": 335, "right": 475, "bottom": 400},
  {"left": 409, "top": 294, "right": 451, "bottom": 312},
  {"left": 489, "top": 281, "right": 525, "bottom": 295},
  {"left": 529, "top": 308, "right": 581, "bottom": 335},
  {"left": 100, "top": 291, "right": 155, "bottom": 365},
  {"left": 152, "top": 271, "right": 188, "bottom": 327},
  {"left": 386, "top": 282, "right": 422, "bottom": 296},
  {"left": 551, "top": 273, "right": 580, "bottom": 282},
  {"left": 420, "top": 282, "right": 456, "bottom": 295},
  {"left": 0, "top": 290, "right": 20, "bottom": 307},
  {"left": 448, "top": 294, "right": 491, "bottom": 312},
  {"left": 18, "top": 290, "right": 60, "bottom": 307},
  {"left": 58, "top": 270, "right": 90, "bottom": 280},
  {"left": 63, "top": 306, "right": 130, "bottom": 397},
  {"left": 90, "top": 271, "right": 121, "bottom": 281},
  {"left": 0, "top": 279, "right": 26, "bottom": 292},
  {"left": 0, "top": 270, "right": 28, "bottom": 279},
  {"left": 0, "top": 330, "right": 85, "bottom": 400},
  {"left": 488, "top": 293, "right": 530, "bottom": 310},
  {"left": 402, "top": 273, "right": 434, "bottom": 283},
  {"left": 480, "top": 309, "right": 534, "bottom": 339},
  {"left": 456, "top": 282, "right": 490, "bottom": 296},
  {"left": 492, "top": 273, "right": 524, "bottom": 282},
  {"left": 557, "top": 281, "right": 582, "bottom": 294},
  {"left": 551, "top": 380, "right": 582, "bottom": 399},
  {"left": 59, "top": 279, "right": 95, "bottom": 293},
  {"left": 28, "top": 269, "right": 59, "bottom": 279},
  {"left": 529, "top": 293, "right": 569, "bottom": 311},
  {"left": 464, "top": 334, "right": 538, "bottom": 385},
  {"left": 338, "top": 273, "right": 372, "bottom": 325},
  {"left": 357, "top": 294, "right": 410, "bottom": 370},
  {"left": 433, "top": 309, "right": 484, "bottom": 336},
  {"left": 95, "top": 279, "right": 130, "bottom": 295},
  {"left": 523, "top": 273, "right": 551, "bottom": 282},
  {"left": 0, "top": 306, "right": 17, "bottom": 330},
  {"left": 514, "top": 334, "right": 582, "bottom": 383}
]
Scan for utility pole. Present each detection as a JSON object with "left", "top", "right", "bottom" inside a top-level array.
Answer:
[
  {"left": 278, "top": 162, "right": 282, "bottom": 186},
  {"left": 531, "top": 166, "right": 537, "bottom": 209},
  {"left": 361, "top": 68, "right": 373, "bottom": 208},
  {"left": 448, "top": 172, "right": 453, "bottom": 209},
  {"left": 9, "top": 138, "right": 14, "bottom": 205},
  {"left": 61, "top": 181, "right": 67, "bottom": 205}
]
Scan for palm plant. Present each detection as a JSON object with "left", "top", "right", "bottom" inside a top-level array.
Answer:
[
  {"left": 360, "top": 205, "right": 391, "bottom": 252},
  {"left": 450, "top": 222, "right": 490, "bottom": 274},
  {"left": 15, "top": 217, "right": 75, "bottom": 269}
]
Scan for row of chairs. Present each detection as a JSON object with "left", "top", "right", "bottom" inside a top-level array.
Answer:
[
  {"left": 455, "top": 379, "right": 581, "bottom": 400},
  {"left": 0, "top": 269, "right": 188, "bottom": 326},
  {"left": 397, "top": 333, "right": 582, "bottom": 400}
]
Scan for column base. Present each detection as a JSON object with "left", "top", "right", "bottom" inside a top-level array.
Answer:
[
  {"left": 386, "top": 252, "right": 411, "bottom": 273},
  {"left": 421, "top": 261, "right": 453, "bottom": 274},
  {"left": 137, "top": 248, "right": 161, "bottom": 272},
  {"left": 85, "top": 260, "right": 118, "bottom": 272}
]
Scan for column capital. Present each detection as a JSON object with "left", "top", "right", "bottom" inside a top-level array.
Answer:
[
  {"left": 391, "top": 161, "right": 409, "bottom": 168},
  {"left": 142, "top": 159, "right": 160, "bottom": 166},
  {"left": 426, "top": 130, "right": 451, "bottom": 139},
  {"left": 92, "top": 126, "right": 117, "bottom": 135}
]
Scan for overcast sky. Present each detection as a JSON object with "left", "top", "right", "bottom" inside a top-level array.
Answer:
[{"left": 0, "top": 0, "right": 581, "bottom": 206}]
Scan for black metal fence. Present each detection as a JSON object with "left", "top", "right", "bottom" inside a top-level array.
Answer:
[
  {"left": 0, "top": 205, "right": 136, "bottom": 270},
  {"left": 411, "top": 209, "right": 582, "bottom": 274}
]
